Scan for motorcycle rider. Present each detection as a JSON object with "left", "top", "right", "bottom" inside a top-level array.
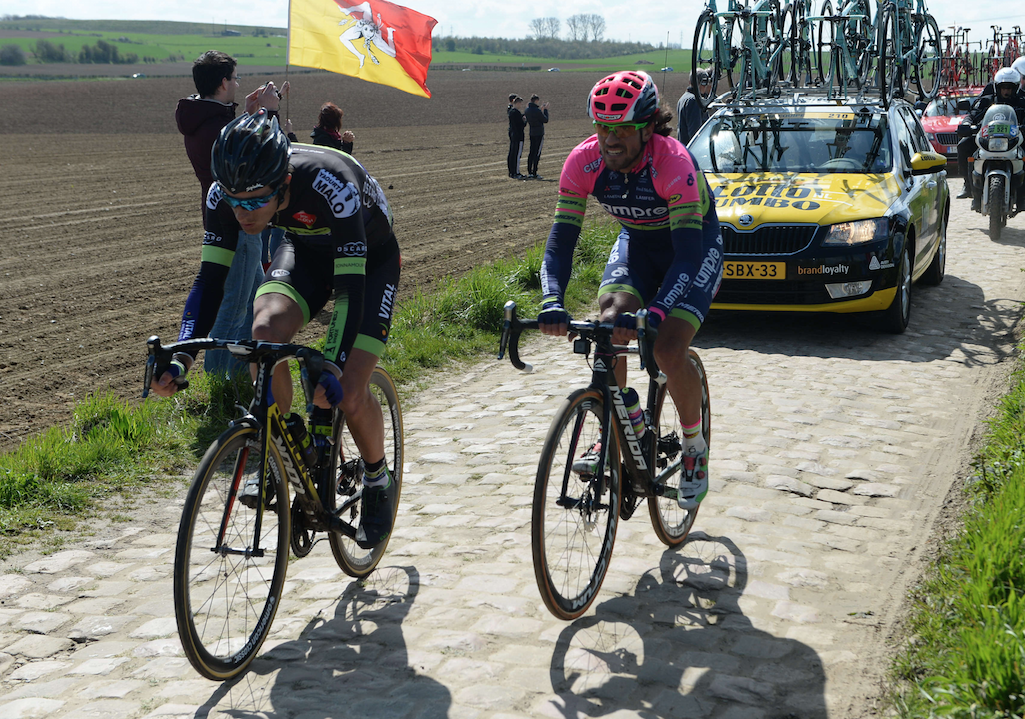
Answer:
[{"left": 956, "top": 67, "right": 1025, "bottom": 209}]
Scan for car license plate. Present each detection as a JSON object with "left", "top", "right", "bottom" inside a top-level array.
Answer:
[{"left": 723, "top": 261, "right": 786, "bottom": 279}]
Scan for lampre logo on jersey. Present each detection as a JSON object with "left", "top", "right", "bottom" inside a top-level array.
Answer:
[{"left": 313, "top": 169, "right": 361, "bottom": 218}]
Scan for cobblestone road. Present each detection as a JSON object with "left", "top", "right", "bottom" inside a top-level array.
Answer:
[{"left": 2, "top": 199, "right": 1025, "bottom": 719}]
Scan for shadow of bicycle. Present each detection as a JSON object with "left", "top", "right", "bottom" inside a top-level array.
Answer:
[
  {"left": 547, "top": 534, "right": 827, "bottom": 719},
  {"left": 191, "top": 565, "right": 452, "bottom": 719}
]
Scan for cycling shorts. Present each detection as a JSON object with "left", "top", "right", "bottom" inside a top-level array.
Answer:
[
  {"left": 256, "top": 234, "right": 401, "bottom": 360},
  {"left": 599, "top": 226, "right": 722, "bottom": 331}
]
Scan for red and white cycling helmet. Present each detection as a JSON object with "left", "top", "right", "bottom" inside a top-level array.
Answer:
[{"left": 588, "top": 71, "right": 660, "bottom": 124}]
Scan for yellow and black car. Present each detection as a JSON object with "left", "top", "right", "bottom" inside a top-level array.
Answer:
[{"left": 688, "top": 96, "right": 949, "bottom": 333}]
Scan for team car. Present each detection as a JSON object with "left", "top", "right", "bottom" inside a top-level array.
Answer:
[
  {"left": 688, "top": 96, "right": 949, "bottom": 332},
  {"left": 919, "top": 90, "right": 980, "bottom": 170}
]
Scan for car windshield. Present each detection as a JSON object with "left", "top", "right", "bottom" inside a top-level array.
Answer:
[
  {"left": 924, "top": 97, "right": 969, "bottom": 117},
  {"left": 690, "top": 112, "right": 892, "bottom": 174}
]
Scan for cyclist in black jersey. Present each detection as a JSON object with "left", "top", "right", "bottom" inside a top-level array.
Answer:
[{"left": 150, "top": 109, "right": 400, "bottom": 548}]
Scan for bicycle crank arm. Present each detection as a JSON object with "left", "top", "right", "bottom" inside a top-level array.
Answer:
[{"left": 654, "top": 460, "right": 682, "bottom": 488}]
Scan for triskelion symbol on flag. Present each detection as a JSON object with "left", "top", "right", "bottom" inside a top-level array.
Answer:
[{"left": 338, "top": 2, "right": 397, "bottom": 68}]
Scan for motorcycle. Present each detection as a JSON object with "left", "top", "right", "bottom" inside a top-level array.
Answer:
[{"left": 967, "top": 102, "right": 1025, "bottom": 240}]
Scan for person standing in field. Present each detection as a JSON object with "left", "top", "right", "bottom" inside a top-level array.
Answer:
[
  {"left": 309, "top": 101, "right": 356, "bottom": 154},
  {"left": 676, "top": 68, "right": 709, "bottom": 145},
  {"left": 525, "top": 93, "right": 549, "bottom": 179},
  {"left": 175, "top": 50, "right": 282, "bottom": 376},
  {"left": 507, "top": 94, "right": 526, "bottom": 179}
]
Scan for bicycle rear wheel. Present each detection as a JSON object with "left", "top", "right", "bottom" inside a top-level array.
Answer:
[
  {"left": 648, "top": 350, "right": 709, "bottom": 546},
  {"left": 174, "top": 424, "right": 290, "bottom": 680},
  {"left": 914, "top": 15, "right": 943, "bottom": 99},
  {"left": 815, "top": 0, "right": 835, "bottom": 85},
  {"left": 327, "top": 367, "right": 404, "bottom": 578},
  {"left": 532, "top": 388, "right": 621, "bottom": 620},
  {"left": 692, "top": 11, "right": 724, "bottom": 108},
  {"left": 879, "top": 6, "right": 904, "bottom": 100}
]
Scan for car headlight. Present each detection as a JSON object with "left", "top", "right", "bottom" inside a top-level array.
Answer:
[{"left": 822, "top": 218, "right": 889, "bottom": 246}]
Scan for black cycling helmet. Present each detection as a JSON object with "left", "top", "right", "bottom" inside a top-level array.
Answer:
[{"left": 211, "top": 109, "right": 291, "bottom": 195}]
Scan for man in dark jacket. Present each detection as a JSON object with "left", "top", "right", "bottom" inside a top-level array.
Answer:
[
  {"left": 525, "top": 94, "right": 549, "bottom": 179},
  {"left": 507, "top": 94, "right": 526, "bottom": 179},
  {"left": 175, "top": 50, "right": 281, "bottom": 376},
  {"left": 676, "top": 69, "right": 709, "bottom": 145}
]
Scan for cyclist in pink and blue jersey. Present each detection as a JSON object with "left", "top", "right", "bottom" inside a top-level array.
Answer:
[{"left": 538, "top": 70, "right": 723, "bottom": 509}]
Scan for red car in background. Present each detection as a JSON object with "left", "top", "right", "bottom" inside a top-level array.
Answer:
[{"left": 919, "top": 89, "right": 983, "bottom": 173}]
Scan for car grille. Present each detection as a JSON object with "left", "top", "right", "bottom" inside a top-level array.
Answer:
[
  {"left": 721, "top": 224, "right": 818, "bottom": 255},
  {"left": 936, "top": 133, "right": 958, "bottom": 146},
  {"left": 714, "top": 280, "right": 834, "bottom": 305}
]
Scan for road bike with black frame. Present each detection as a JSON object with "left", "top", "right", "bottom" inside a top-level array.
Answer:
[
  {"left": 498, "top": 302, "right": 711, "bottom": 620},
  {"left": 142, "top": 335, "right": 403, "bottom": 680}
]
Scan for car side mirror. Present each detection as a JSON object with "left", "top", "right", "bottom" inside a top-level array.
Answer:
[
  {"left": 957, "top": 98, "right": 971, "bottom": 111},
  {"left": 910, "top": 150, "right": 947, "bottom": 175}
]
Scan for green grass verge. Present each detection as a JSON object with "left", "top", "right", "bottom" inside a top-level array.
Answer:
[
  {"left": 891, "top": 345, "right": 1025, "bottom": 718},
  {"left": 0, "top": 222, "right": 617, "bottom": 557}
]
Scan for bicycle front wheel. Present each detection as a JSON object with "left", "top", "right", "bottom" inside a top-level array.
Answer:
[
  {"left": 648, "top": 350, "right": 709, "bottom": 546},
  {"left": 327, "top": 367, "right": 404, "bottom": 578},
  {"left": 532, "top": 388, "right": 621, "bottom": 620},
  {"left": 174, "top": 424, "right": 290, "bottom": 680},
  {"left": 914, "top": 14, "right": 943, "bottom": 99}
]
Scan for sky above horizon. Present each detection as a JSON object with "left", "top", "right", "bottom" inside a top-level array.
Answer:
[{"left": 5, "top": 0, "right": 1025, "bottom": 51}]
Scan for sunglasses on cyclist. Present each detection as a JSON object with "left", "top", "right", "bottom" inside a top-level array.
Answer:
[
  {"left": 593, "top": 121, "right": 649, "bottom": 139},
  {"left": 218, "top": 184, "right": 279, "bottom": 211}
]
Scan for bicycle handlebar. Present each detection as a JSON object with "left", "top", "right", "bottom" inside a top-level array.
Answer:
[
  {"left": 142, "top": 335, "right": 332, "bottom": 399},
  {"left": 497, "top": 301, "right": 660, "bottom": 379}
]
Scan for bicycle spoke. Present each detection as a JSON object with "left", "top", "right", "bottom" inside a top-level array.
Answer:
[
  {"left": 174, "top": 426, "right": 290, "bottom": 680},
  {"left": 532, "top": 389, "right": 620, "bottom": 620}
]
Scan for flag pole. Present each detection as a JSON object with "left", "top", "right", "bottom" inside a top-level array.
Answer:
[{"left": 285, "top": 0, "right": 292, "bottom": 120}]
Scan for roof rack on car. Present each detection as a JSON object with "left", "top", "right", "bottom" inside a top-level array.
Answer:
[{"left": 706, "top": 81, "right": 920, "bottom": 112}]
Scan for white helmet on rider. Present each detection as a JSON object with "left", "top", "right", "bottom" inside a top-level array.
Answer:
[
  {"left": 994, "top": 66, "right": 1021, "bottom": 89},
  {"left": 1012, "top": 56, "right": 1025, "bottom": 79}
]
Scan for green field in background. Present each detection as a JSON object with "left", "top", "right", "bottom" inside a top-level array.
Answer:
[{"left": 0, "top": 18, "right": 692, "bottom": 71}]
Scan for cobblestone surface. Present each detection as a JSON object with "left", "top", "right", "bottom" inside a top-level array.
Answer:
[{"left": 2, "top": 199, "right": 1024, "bottom": 718}]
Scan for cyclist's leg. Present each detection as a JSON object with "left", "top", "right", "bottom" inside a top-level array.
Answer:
[
  {"left": 337, "top": 348, "right": 386, "bottom": 463},
  {"left": 252, "top": 239, "right": 332, "bottom": 412},
  {"left": 596, "top": 228, "right": 657, "bottom": 389},
  {"left": 251, "top": 291, "right": 305, "bottom": 410},
  {"left": 340, "top": 238, "right": 400, "bottom": 467},
  {"left": 653, "top": 318, "right": 702, "bottom": 426},
  {"left": 344, "top": 240, "right": 401, "bottom": 548},
  {"left": 598, "top": 291, "right": 642, "bottom": 391},
  {"left": 657, "top": 232, "right": 722, "bottom": 509}
]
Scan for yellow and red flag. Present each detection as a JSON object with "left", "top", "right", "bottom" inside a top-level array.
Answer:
[{"left": 288, "top": 0, "right": 437, "bottom": 98}]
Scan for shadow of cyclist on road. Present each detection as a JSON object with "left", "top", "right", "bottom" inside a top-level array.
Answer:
[
  {"left": 547, "top": 534, "right": 827, "bottom": 718},
  {"left": 193, "top": 565, "right": 451, "bottom": 719}
]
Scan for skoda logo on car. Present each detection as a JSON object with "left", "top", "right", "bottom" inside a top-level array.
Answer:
[{"left": 739, "top": 214, "right": 754, "bottom": 226}]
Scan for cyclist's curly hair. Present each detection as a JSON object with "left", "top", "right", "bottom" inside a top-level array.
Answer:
[{"left": 650, "top": 105, "right": 674, "bottom": 137}]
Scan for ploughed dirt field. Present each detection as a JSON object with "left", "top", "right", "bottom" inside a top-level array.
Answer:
[{"left": 2, "top": 68, "right": 700, "bottom": 451}]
